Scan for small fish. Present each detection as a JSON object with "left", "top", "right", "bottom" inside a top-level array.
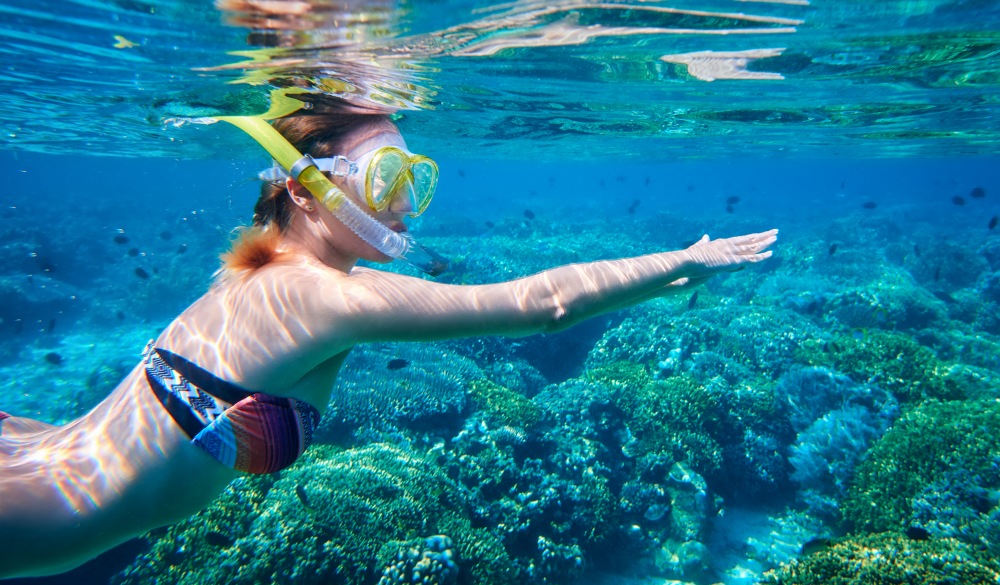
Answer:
[
  {"left": 828, "top": 243, "right": 838, "bottom": 256},
  {"left": 631, "top": 199, "right": 641, "bottom": 209},
  {"left": 387, "top": 358, "right": 409, "bottom": 370},
  {"left": 970, "top": 186, "right": 986, "bottom": 199},
  {"left": 643, "top": 504, "right": 668, "bottom": 522},
  {"left": 726, "top": 196, "right": 740, "bottom": 205},
  {"left": 113, "top": 235, "right": 129, "bottom": 245},
  {"left": 135, "top": 267, "right": 150, "bottom": 280},
  {"left": 128, "top": 247, "right": 139, "bottom": 257},
  {"left": 952, "top": 195, "right": 966, "bottom": 206},
  {"left": 485, "top": 221, "right": 495, "bottom": 229},
  {"left": 177, "top": 243, "right": 188, "bottom": 254},
  {"left": 726, "top": 204, "right": 734, "bottom": 214},
  {"left": 989, "top": 216, "right": 998, "bottom": 230},
  {"left": 47, "top": 318, "right": 56, "bottom": 333},
  {"left": 687, "top": 291, "right": 699, "bottom": 310},
  {"left": 914, "top": 244, "right": 922, "bottom": 257},
  {"left": 204, "top": 531, "right": 233, "bottom": 548},
  {"left": 800, "top": 537, "right": 831, "bottom": 556},
  {"left": 862, "top": 201, "right": 877, "bottom": 209},
  {"left": 934, "top": 267, "right": 941, "bottom": 281},
  {"left": 457, "top": 169, "right": 465, "bottom": 178},
  {"left": 933, "top": 291, "right": 956, "bottom": 304},
  {"left": 840, "top": 180, "right": 845, "bottom": 189},
  {"left": 523, "top": 209, "right": 535, "bottom": 220},
  {"left": 906, "top": 526, "right": 930, "bottom": 541},
  {"left": 112, "top": 34, "right": 138, "bottom": 49},
  {"left": 644, "top": 177, "right": 650, "bottom": 186},
  {"left": 295, "top": 484, "right": 312, "bottom": 509},
  {"left": 627, "top": 207, "right": 636, "bottom": 215},
  {"left": 116, "top": 311, "right": 125, "bottom": 320},
  {"left": 45, "top": 352, "right": 63, "bottom": 365},
  {"left": 687, "top": 184, "right": 696, "bottom": 192},
  {"left": 160, "top": 231, "right": 172, "bottom": 241}
]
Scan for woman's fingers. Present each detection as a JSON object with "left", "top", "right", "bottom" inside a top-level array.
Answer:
[{"left": 684, "top": 229, "right": 778, "bottom": 276}]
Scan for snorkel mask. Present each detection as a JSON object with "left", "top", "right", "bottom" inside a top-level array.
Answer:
[
  {"left": 259, "top": 146, "right": 439, "bottom": 218},
  {"left": 219, "top": 115, "right": 449, "bottom": 276}
]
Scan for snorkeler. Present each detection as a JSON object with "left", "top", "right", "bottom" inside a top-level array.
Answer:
[{"left": 0, "top": 113, "right": 777, "bottom": 578}]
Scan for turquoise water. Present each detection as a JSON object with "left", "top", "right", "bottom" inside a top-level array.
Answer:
[
  {"left": 2, "top": 0, "right": 1000, "bottom": 584},
  {"left": 1, "top": 0, "right": 998, "bottom": 158}
]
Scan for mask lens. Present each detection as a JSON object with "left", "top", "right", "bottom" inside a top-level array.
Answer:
[
  {"left": 367, "top": 149, "right": 407, "bottom": 209},
  {"left": 410, "top": 160, "right": 438, "bottom": 215}
]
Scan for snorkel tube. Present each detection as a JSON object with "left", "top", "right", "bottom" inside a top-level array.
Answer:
[{"left": 216, "top": 113, "right": 449, "bottom": 277}]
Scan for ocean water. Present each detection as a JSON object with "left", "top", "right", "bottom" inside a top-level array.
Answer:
[{"left": 1, "top": 0, "right": 1000, "bottom": 584}]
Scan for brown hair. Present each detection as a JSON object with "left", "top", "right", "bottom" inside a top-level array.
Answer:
[{"left": 219, "top": 113, "right": 396, "bottom": 275}]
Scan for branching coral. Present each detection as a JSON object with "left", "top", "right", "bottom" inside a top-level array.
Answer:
[
  {"left": 793, "top": 331, "right": 964, "bottom": 403},
  {"left": 842, "top": 398, "right": 1000, "bottom": 534},
  {"left": 467, "top": 378, "right": 544, "bottom": 434},
  {"left": 761, "top": 532, "right": 1000, "bottom": 585},
  {"left": 319, "top": 342, "right": 480, "bottom": 441},
  {"left": 117, "top": 444, "right": 511, "bottom": 585}
]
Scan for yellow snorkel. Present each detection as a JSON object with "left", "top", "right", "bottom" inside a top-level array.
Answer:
[{"left": 215, "top": 92, "right": 448, "bottom": 276}]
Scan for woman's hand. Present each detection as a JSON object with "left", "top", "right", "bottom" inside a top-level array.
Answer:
[{"left": 682, "top": 229, "right": 778, "bottom": 280}]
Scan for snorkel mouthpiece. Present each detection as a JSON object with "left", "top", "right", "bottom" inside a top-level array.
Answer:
[
  {"left": 397, "top": 232, "right": 450, "bottom": 277},
  {"left": 217, "top": 115, "right": 448, "bottom": 276}
]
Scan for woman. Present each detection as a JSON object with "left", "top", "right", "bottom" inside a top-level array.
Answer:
[{"left": 0, "top": 113, "right": 777, "bottom": 578}]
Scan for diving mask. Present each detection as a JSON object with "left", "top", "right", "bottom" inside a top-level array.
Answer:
[
  {"left": 222, "top": 116, "right": 448, "bottom": 276},
  {"left": 260, "top": 146, "right": 438, "bottom": 217}
]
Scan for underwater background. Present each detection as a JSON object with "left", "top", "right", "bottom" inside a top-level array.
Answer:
[{"left": 2, "top": 0, "right": 1000, "bottom": 584}]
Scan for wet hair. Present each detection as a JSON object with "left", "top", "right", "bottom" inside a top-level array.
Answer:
[
  {"left": 252, "top": 114, "right": 397, "bottom": 229},
  {"left": 219, "top": 113, "right": 396, "bottom": 276}
]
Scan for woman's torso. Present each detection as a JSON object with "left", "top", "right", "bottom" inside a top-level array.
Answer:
[{"left": 0, "top": 258, "right": 353, "bottom": 578}]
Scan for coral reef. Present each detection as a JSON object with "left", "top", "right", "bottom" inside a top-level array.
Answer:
[
  {"left": 822, "top": 282, "right": 944, "bottom": 331},
  {"left": 117, "top": 444, "right": 515, "bottom": 585},
  {"left": 709, "top": 507, "right": 831, "bottom": 584},
  {"left": 9, "top": 187, "right": 1000, "bottom": 585},
  {"left": 788, "top": 404, "right": 894, "bottom": 520},
  {"left": 377, "top": 535, "right": 459, "bottom": 585},
  {"left": 318, "top": 342, "right": 479, "bottom": 441},
  {"left": 793, "top": 330, "right": 964, "bottom": 403},
  {"left": 760, "top": 532, "right": 1000, "bottom": 585},
  {"left": 842, "top": 398, "right": 1000, "bottom": 534}
]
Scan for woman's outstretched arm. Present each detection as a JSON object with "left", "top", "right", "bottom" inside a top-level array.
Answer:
[{"left": 323, "top": 229, "right": 777, "bottom": 343}]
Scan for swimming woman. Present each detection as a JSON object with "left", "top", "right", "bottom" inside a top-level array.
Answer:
[{"left": 0, "top": 113, "right": 777, "bottom": 578}]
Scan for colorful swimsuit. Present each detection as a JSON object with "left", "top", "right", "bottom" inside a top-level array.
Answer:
[{"left": 142, "top": 342, "right": 319, "bottom": 474}]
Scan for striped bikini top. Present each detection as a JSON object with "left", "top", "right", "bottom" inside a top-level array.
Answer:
[{"left": 142, "top": 342, "right": 320, "bottom": 475}]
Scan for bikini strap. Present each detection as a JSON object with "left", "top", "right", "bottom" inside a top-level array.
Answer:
[
  {"left": 142, "top": 342, "right": 254, "bottom": 440},
  {"left": 153, "top": 348, "right": 254, "bottom": 405}
]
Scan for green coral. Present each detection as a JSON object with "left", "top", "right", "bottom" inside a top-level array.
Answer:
[
  {"left": 119, "top": 444, "right": 512, "bottom": 585},
  {"left": 116, "top": 473, "right": 276, "bottom": 585},
  {"left": 615, "top": 374, "right": 725, "bottom": 478},
  {"left": 761, "top": 532, "right": 1000, "bottom": 585},
  {"left": 468, "top": 378, "right": 543, "bottom": 432},
  {"left": 585, "top": 361, "right": 651, "bottom": 393},
  {"left": 794, "top": 330, "right": 964, "bottom": 403},
  {"left": 842, "top": 399, "right": 1000, "bottom": 533}
]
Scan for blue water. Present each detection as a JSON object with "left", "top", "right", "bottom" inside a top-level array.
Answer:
[{"left": 2, "top": 0, "right": 1000, "bottom": 584}]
